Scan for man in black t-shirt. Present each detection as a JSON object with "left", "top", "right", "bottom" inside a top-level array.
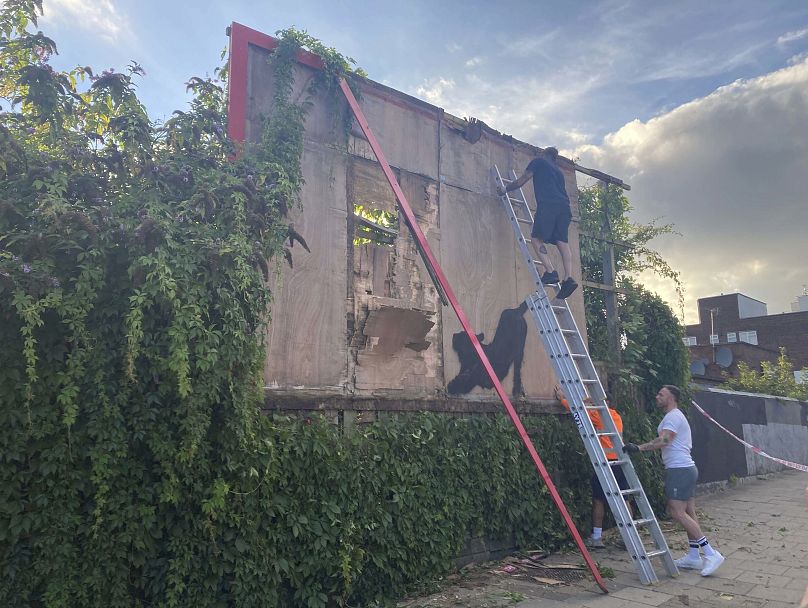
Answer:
[{"left": 498, "top": 147, "right": 578, "bottom": 299}]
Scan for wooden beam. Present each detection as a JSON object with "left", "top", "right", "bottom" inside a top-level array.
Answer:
[
  {"left": 580, "top": 231, "right": 634, "bottom": 250},
  {"left": 582, "top": 280, "right": 629, "bottom": 294},
  {"left": 354, "top": 214, "right": 399, "bottom": 237},
  {"left": 566, "top": 161, "right": 631, "bottom": 191}
]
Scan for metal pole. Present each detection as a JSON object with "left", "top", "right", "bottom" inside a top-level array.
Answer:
[{"left": 599, "top": 181, "right": 621, "bottom": 366}]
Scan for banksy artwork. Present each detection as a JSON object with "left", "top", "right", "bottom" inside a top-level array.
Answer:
[{"left": 447, "top": 301, "right": 528, "bottom": 398}]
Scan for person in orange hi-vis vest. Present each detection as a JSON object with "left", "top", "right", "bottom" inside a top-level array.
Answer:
[{"left": 554, "top": 385, "right": 633, "bottom": 548}]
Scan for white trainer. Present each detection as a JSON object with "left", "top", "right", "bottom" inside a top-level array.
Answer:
[
  {"left": 674, "top": 554, "right": 704, "bottom": 570},
  {"left": 700, "top": 551, "right": 725, "bottom": 576}
]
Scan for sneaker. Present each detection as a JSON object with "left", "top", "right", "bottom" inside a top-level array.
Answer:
[
  {"left": 674, "top": 554, "right": 704, "bottom": 570},
  {"left": 556, "top": 277, "right": 579, "bottom": 299},
  {"left": 584, "top": 536, "right": 605, "bottom": 549},
  {"left": 540, "top": 270, "right": 560, "bottom": 285},
  {"left": 700, "top": 551, "right": 725, "bottom": 576}
]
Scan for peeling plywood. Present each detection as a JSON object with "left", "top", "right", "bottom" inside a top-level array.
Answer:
[
  {"left": 362, "top": 299, "right": 435, "bottom": 356},
  {"left": 354, "top": 296, "right": 441, "bottom": 393},
  {"left": 348, "top": 157, "right": 443, "bottom": 395}
]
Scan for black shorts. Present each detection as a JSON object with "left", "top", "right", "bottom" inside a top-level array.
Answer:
[
  {"left": 531, "top": 204, "right": 572, "bottom": 244},
  {"left": 591, "top": 467, "right": 629, "bottom": 501}
]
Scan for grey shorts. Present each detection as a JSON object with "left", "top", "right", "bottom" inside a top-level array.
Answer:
[{"left": 665, "top": 466, "right": 698, "bottom": 501}]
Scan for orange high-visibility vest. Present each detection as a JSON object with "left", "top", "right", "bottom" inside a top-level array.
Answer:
[{"left": 560, "top": 398, "right": 623, "bottom": 460}]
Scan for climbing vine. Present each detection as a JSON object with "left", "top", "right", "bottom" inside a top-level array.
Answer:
[{"left": 578, "top": 184, "right": 690, "bottom": 405}]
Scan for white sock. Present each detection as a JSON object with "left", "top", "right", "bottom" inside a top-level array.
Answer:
[
  {"left": 687, "top": 540, "right": 700, "bottom": 559},
  {"left": 697, "top": 536, "right": 716, "bottom": 557},
  {"left": 592, "top": 527, "right": 603, "bottom": 540}
]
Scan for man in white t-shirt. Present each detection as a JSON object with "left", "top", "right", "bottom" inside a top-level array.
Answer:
[{"left": 623, "top": 385, "right": 725, "bottom": 577}]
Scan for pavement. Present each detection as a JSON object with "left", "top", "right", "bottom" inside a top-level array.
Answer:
[{"left": 399, "top": 470, "right": 808, "bottom": 608}]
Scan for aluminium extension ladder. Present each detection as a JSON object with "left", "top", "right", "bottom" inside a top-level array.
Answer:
[{"left": 492, "top": 165, "right": 679, "bottom": 585}]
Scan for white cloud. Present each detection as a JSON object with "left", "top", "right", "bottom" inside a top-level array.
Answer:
[
  {"left": 501, "top": 29, "right": 560, "bottom": 59},
  {"left": 415, "top": 77, "right": 455, "bottom": 104},
  {"left": 445, "top": 42, "right": 462, "bottom": 53},
  {"left": 409, "top": 66, "right": 605, "bottom": 151},
  {"left": 464, "top": 57, "right": 481, "bottom": 68},
  {"left": 575, "top": 57, "right": 808, "bottom": 322},
  {"left": 42, "top": 0, "right": 131, "bottom": 43},
  {"left": 788, "top": 51, "right": 808, "bottom": 66},
  {"left": 777, "top": 27, "right": 808, "bottom": 46},
  {"left": 638, "top": 42, "right": 768, "bottom": 83}
]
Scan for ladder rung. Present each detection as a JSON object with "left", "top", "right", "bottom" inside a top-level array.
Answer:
[
  {"left": 581, "top": 379, "right": 598, "bottom": 384},
  {"left": 597, "top": 432, "right": 618, "bottom": 437},
  {"left": 516, "top": 218, "right": 531, "bottom": 224},
  {"left": 609, "top": 459, "right": 629, "bottom": 466},
  {"left": 621, "top": 488, "right": 642, "bottom": 496},
  {"left": 645, "top": 549, "right": 669, "bottom": 559},
  {"left": 571, "top": 353, "right": 587, "bottom": 359},
  {"left": 560, "top": 328, "right": 576, "bottom": 334},
  {"left": 551, "top": 305, "right": 566, "bottom": 311},
  {"left": 584, "top": 404, "right": 609, "bottom": 410},
  {"left": 633, "top": 518, "right": 654, "bottom": 527}
]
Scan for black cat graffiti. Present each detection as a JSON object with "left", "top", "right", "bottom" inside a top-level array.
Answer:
[{"left": 447, "top": 301, "right": 528, "bottom": 398}]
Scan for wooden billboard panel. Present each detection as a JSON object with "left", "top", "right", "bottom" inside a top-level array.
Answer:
[
  {"left": 438, "top": 186, "right": 529, "bottom": 399},
  {"left": 234, "top": 25, "right": 587, "bottom": 405},
  {"left": 264, "top": 143, "right": 348, "bottom": 389},
  {"left": 349, "top": 84, "right": 441, "bottom": 181}
]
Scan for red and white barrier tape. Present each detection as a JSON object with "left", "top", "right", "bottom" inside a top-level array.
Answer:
[{"left": 690, "top": 400, "right": 808, "bottom": 473}]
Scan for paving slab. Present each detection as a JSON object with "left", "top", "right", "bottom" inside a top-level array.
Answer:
[{"left": 398, "top": 470, "right": 808, "bottom": 608}]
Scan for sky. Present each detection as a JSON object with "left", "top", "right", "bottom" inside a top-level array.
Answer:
[{"left": 24, "top": 0, "right": 808, "bottom": 324}]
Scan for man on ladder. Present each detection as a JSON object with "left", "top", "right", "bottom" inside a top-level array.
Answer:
[{"left": 497, "top": 146, "right": 578, "bottom": 299}]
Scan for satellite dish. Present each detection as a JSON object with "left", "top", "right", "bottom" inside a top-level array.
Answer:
[
  {"left": 690, "top": 360, "right": 706, "bottom": 376},
  {"left": 715, "top": 347, "right": 733, "bottom": 368}
]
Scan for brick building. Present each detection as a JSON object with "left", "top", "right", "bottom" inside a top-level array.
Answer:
[{"left": 684, "top": 293, "right": 808, "bottom": 384}]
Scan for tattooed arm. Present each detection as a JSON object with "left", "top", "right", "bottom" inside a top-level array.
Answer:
[{"left": 638, "top": 429, "right": 675, "bottom": 452}]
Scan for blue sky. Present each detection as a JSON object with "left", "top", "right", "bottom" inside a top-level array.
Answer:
[{"left": 30, "top": 0, "right": 808, "bottom": 322}]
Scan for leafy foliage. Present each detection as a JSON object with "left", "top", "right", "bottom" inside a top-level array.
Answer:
[
  {"left": 352, "top": 203, "right": 398, "bottom": 246},
  {"left": 724, "top": 348, "right": 808, "bottom": 400},
  {"left": 578, "top": 184, "right": 682, "bottom": 307}
]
